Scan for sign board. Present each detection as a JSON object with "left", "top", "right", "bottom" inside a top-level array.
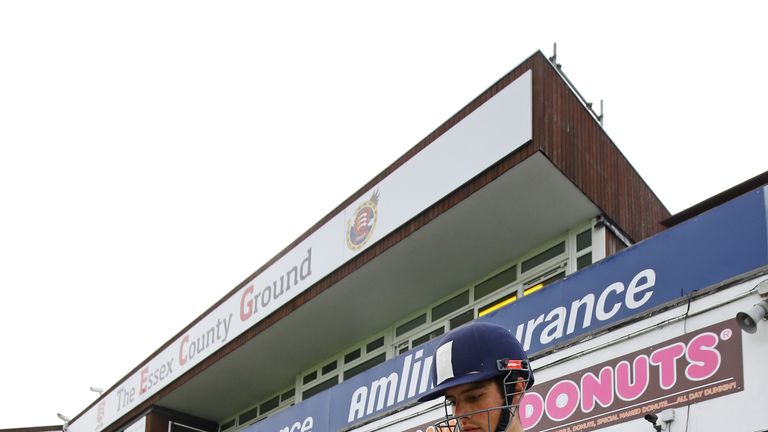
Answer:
[{"left": 520, "top": 319, "right": 743, "bottom": 431}]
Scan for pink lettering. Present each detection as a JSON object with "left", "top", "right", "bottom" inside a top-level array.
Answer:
[
  {"left": 240, "top": 285, "right": 254, "bottom": 321},
  {"left": 650, "top": 342, "right": 685, "bottom": 389},
  {"left": 513, "top": 327, "right": 726, "bottom": 428},
  {"left": 686, "top": 332, "right": 720, "bottom": 381},
  {"left": 545, "top": 380, "right": 580, "bottom": 421},
  {"left": 139, "top": 366, "right": 149, "bottom": 394},
  {"left": 179, "top": 334, "right": 189, "bottom": 366},
  {"left": 519, "top": 392, "right": 545, "bottom": 429},
  {"left": 580, "top": 366, "right": 614, "bottom": 412},
  {"left": 615, "top": 355, "right": 649, "bottom": 401}
]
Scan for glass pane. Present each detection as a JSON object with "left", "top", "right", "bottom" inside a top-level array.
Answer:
[
  {"left": 302, "top": 371, "right": 317, "bottom": 385},
  {"left": 238, "top": 406, "right": 259, "bottom": 425},
  {"left": 432, "top": 291, "right": 469, "bottom": 321},
  {"left": 412, "top": 327, "right": 445, "bottom": 348},
  {"left": 395, "top": 313, "right": 427, "bottom": 337},
  {"left": 281, "top": 388, "right": 295, "bottom": 402},
  {"left": 521, "top": 242, "right": 565, "bottom": 273},
  {"left": 321, "top": 361, "right": 337, "bottom": 375},
  {"left": 220, "top": 419, "right": 236, "bottom": 430},
  {"left": 302, "top": 376, "right": 338, "bottom": 400},
  {"left": 344, "top": 348, "right": 361, "bottom": 363},
  {"left": 366, "top": 336, "right": 384, "bottom": 352},
  {"left": 475, "top": 265, "right": 517, "bottom": 300},
  {"left": 449, "top": 309, "right": 474, "bottom": 329},
  {"left": 343, "top": 353, "right": 386, "bottom": 380},
  {"left": 576, "top": 229, "right": 592, "bottom": 251},
  {"left": 577, "top": 252, "right": 592, "bottom": 270},
  {"left": 259, "top": 395, "right": 280, "bottom": 414}
]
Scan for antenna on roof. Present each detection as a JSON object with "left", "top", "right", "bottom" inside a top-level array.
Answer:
[
  {"left": 549, "top": 43, "right": 561, "bottom": 69},
  {"left": 547, "top": 42, "right": 604, "bottom": 127},
  {"left": 599, "top": 99, "right": 604, "bottom": 125}
]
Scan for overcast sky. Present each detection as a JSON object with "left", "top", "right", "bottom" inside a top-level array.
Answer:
[{"left": 1, "top": 1, "right": 766, "bottom": 428}]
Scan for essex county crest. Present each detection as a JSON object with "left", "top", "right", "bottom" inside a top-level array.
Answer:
[{"left": 346, "top": 190, "right": 379, "bottom": 251}]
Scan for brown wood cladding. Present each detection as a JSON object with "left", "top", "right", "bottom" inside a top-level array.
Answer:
[
  {"left": 146, "top": 411, "right": 169, "bottom": 432},
  {"left": 87, "top": 51, "right": 671, "bottom": 431},
  {"left": 605, "top": 229, "right": 628, "bottom": 257},
  {"left": 530, "top": 53, "right": 669, "bottom": 242}
]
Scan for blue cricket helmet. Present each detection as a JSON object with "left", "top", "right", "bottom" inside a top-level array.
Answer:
[{"left": 418, "top": 321, "right": 534, "bottom": 402}]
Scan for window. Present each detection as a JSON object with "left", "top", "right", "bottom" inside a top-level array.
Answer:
[
  {"left": 576, "top": 229, "right": 591, "bottom": 251},
  {"left": 343, "top": 353, "right": 386, "bottom": 380},
  {"left": 321, "top": 361, "right": 337, "bottom": 375},
  {"left": 281, "top": 388, "right": 295, "bottom": 402},
  {"left": 412, "top": 327, "right": 445, "bottom": 348},
  {"left": 238, "top": 406, "right": 259, "bottom": 426},
  {"left": 340, "top": 335, "right": 387, "bottom": 380},
  {"left": 343, "top": 348, "right": 361, "bottom": 363},
  {"left": 366, "top": 337, "right": 384, "bottom": 352},
  {"left": 475, "top": 265, "right": 517, "bottom": 300},
  {"left": 449, "top": 309, "right": 474, "bottom": 329},
  {"left": 577, "top": 252, "right": 592, "bottom": 270},
  {"left": 302, "top": 371, "right": 316, "bottom": 385},
  {"left": 572, "top": 225, "right": 595, "bottom": 271},
  {"left": 521, "top": 242, "right": 565, "bottom": 273},
  {"left": 395, "top": 313, "right": 427, "bottom": 337},
  {"left": 395, "top": 341, "right": 410, "bottom": 356},
  {"left": 302, "top": 376, "right": 338, "bottom": 400},
  {"left": 432, "top": 291, "right": 469, "bottom": 321},
  {"left": 259, "top": 396, "right": 280, "bottom": 414}
]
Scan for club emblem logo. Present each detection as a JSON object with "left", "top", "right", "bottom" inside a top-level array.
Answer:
[{"left": 346, "top": 190, "right": 379, "bottom": 251}]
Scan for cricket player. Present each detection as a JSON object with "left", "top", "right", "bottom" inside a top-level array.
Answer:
[{"left": 418, "top": 321, "right": 534, "bottom": 432}]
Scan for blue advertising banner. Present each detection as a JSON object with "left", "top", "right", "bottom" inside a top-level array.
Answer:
[
  {"left": 244, "top": 187, "right": 768, "bottom": 432},
  {"left": 250, "top": 391, "right": 332, "bottom": 432}
]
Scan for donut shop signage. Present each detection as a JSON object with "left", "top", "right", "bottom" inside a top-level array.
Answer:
[{"left": 518, "top": 319, "right": 743, "bottom": 432}]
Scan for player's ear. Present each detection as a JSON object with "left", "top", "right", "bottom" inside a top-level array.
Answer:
[{"left": 511, "top": 377, "right": 526, "bottom": 404}]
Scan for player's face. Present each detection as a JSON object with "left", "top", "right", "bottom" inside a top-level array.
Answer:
[{"left": 444, "top": 380, "right": 504, "bottom": 432}]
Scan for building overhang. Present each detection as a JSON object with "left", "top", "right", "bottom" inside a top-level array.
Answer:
[{"left": 156, "top": 151, "right": 600, "bottom": 421}]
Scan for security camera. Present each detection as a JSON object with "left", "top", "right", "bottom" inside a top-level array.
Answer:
[
  {"left": 737, "top": 280, "right": 768, "bottom": 334},
  {"left": 644, "top": 413, "right": 661, "bottom": 432},
  {"left": 57, "top": 414, "right": 71, "bottom": 423}
]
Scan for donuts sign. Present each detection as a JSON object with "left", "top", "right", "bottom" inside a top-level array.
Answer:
[{"left": 518, "top": 319, "right": 743, "bottom": 432}]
